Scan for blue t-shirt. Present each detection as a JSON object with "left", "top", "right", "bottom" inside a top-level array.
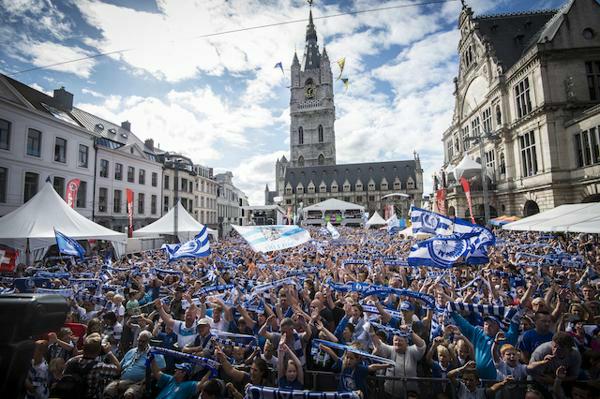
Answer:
[
  {"left": 332, "top": 358, "right": 368, "bottom": 395},
  {"left": 518, "top": 329, "right": 554, "bottom": 356},
  {"left": 156, "top": 373, "right": 198, "bottom": 399},
  {"left": 278, "top": 377, "right": 304, "bottom": 390},
  {"left": 120, "top": 349, "right": 165, "bottom": 381}
]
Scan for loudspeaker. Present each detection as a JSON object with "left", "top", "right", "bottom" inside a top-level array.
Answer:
[{"left": 0, "top": 294, "right": 69, "bottom": 399}]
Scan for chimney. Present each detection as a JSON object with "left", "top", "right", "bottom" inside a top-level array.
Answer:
[
  {"left": 144, "top": 138, "right": 154, "bottom": 150},
  {"left": 53, "top": 87, "right": 73, "bottom": 111},
  {"left": 121, "top": 120, "right": 131, "bottom": 131}
]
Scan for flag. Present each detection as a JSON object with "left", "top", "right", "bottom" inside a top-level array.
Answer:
[
  {"left": 435, "top": 189, "right": 447, "bottom": 215},
  {"left": 126, "top": 189, "right": 134, "bottom": 238},
  {"left": 233, "top": 225, "right": 311, "bottom": 253},
  {"left": 336, "top": 57, "right": 345, "bottom": 80},
  {"left": 168, "top": 227, "right": 211, "bottom": 261},
  {"left": 274, "top": 62, "right": 284, "bottom": 76},
  {"left": 341, "top": 78, "right": 349, "bottom": 91},
  {"left": 54, "top": 229, "right": 86, "bottom": 260},
  {"left": 65, "top": 178, "right": 80, "bottom": 208},
  {"left": 161, "top": 243, "right": 180, "bottom": 257},
  {"left": 387, "top": 214, "right": 400, "bottom": 235},
  {"left": 410, "top": 207, "right": 483, "bottom": 236},
  {"left": 326, "top": 222, "right": 340, "bottom": 239},
  {"left": 459, "top": 177, "right": 475, "bottom": 224},
  {"left": 0, "top": 247, "right": 17, "bottom": 273}
]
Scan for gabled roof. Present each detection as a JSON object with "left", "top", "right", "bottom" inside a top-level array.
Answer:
[
  {"left": 284, "top": 160, "right": 418, "bottom": 192},
  {"left": 303, "top": 198, "right": 364, "bottom": 212},
  {"left": 474, "top": 9, "right": 557, "bottom": 71}
]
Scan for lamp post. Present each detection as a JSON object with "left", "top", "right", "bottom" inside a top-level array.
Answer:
[
  {"left": 464, "top": 127, "right": 500, "bottom": 225},
  {"left": 169, "top": 156, "right": 186, "bottom": 241}
]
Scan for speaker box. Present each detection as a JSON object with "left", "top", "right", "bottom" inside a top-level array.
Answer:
[{"left": 0, "top": 294, "right": 69, "bottom": 399}]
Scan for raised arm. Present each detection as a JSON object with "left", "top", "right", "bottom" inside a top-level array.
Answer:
[
  {"left": 215, "top": 346, "right": 247, "bottom": 384},
  {"left": 154, "top": 299, "right": 174, "bottom": 329},
  {"left": 258, "top": 315, "right": 276, "bottom": 341},
  {"left": 283, "top": 342, "right": 304, "bottom": 384}
]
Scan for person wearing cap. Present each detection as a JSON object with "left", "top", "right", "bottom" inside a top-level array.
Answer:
[
  {"left": 154, "top": 296, "right": 198, "bottom": 349},
  {"left": 149, "top": 359, "right": 203, "bottom": 399},
  {"left": 448, "top": 307, "right": 520, "bottom": 380},
  {"left": 370, "top": 323, "right": 426, "bottom": 396},
  {"left": 182, "top": 317, "right": 215, "bottom": 358}
]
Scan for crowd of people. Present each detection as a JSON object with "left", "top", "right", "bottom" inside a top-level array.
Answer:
[{"left": 2, "top": 225, "right": 599, "bottom": 399}]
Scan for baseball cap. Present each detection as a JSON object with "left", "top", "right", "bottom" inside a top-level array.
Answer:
[
  {"left": 174, "top": 363, "right": 192, "bottom": 373},
  {"left": 483, "top": 315, "right": 501, "bottom": 325},
  {"left": 400, "top": 301, "right": 414, "bottom": 311},
  {"left": 197, "top": 317, "right": 211, "bottom": 327}
]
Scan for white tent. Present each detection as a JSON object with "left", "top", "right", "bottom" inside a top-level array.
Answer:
[
  {"left": 365, "top": 211, "right": 387, "bottom": 226},
  {"left": 133, "top": 201, "right": 217, "bottom": 242},
  {"left": 0, "top": 182, "right": 126, "bottom": 258},
  {"left": 302, "top": 198, "right": 364, "bottom": 212},
  {"left": 453, "top": 155, "right": 483, "bottom": 180},
  {"left": 502, "top": 203, "right": 600, "bottom": 233}
]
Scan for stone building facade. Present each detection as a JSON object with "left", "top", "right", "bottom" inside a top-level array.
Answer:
[
  {"left": 440, "top": 0, "right": 600, "bottom": 220},
  {"left": 267, "top": 9, "right": 423, "bottom": 216},
  {"left": 193, "top": 164, "right": 218, "bottom": 230}
]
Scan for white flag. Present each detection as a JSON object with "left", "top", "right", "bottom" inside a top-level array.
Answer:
[
  {"left": 233, "top": 225, "right": 311, "bottom": 253},
  {"left": 326, "top": 222, "right": 340, "bottom": 239}
]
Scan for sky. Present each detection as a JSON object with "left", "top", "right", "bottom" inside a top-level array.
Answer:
[{"left": 0, "top": 0, "right": 567, "bottom": 205}]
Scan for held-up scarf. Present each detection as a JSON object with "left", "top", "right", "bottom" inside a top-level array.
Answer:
[
  {"left": 311, "top": 339, "right": 395, "bottom": 365},
  {"left": 149, "top": 347, "right": 220, "bottom": 376},
  {"left": 327, "top": 281, "right": 436, "bottom": 309},
  {"left": 245, "top": 385, "right": 360, "bottom": 399}
]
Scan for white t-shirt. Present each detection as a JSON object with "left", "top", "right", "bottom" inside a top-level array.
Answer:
[
  {"left": 172, "top": 320, "right": 198, "bottom": 348},
  {"left": 209, "top": 316, "right": 229, "bottom": 332}
]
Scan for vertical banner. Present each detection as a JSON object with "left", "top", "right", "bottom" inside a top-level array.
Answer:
[
  {"left": 287, "top": 206, "right": 293, "bottom": 225},
  {"left": 459, "top": 177, "right": 475, "bottom": 224},
  {"left": 65, "top": 178, "right": 81, "bottom": 208},
  {"left": 435, "top": 189, "right": 447, "bottom": 215},
  {"left": 126, "top": 189, "right": 134, "bottom": 238}
]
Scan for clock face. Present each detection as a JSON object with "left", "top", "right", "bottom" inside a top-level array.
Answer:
[{"left": 305, "top": 86, "right": 315, "bottom": 98}]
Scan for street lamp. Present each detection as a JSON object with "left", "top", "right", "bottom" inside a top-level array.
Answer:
[{"left": 463, "top": 127, "right": 501, "bottom": 225}]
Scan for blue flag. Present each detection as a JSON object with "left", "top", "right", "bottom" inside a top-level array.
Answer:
[
  {"left": 54, "top": 229, "right": 86, "bottom": 260},
  {"left": 411, "top": 207, "right": 483, "bottom": 236},
  {"left": 387, "top": 214, "right": 400, "bottom": 235},
  {"left": 168, "top": 227, "right": 211, "bottom": 262},
  {"left": 274, "top": 61, "right": 284, "bottom": 75}
]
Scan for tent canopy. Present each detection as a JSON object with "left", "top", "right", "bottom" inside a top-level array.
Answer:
[
  {"left": 366, "top": 211, "right": 387, "bottom": 226},
  {"left": 502, "top": 203, "right": 600, "bottom": 233},
  {"left": 303, "top": 198, "right": 364, "bottom": 212},
  {"left": 453, "top": 155, "right": 483, "bottom": 180},
  {"left": 0, "top": 182, "right": 126, "bottom": 251},
  {"left": 133, "top": 201, "right": 217, "bottom": 241}
]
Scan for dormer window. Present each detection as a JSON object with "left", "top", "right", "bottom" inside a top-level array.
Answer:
[
  {"left": 407, "top": 177, "right": 415, "bottom": 190},
  {"left": 95, "top": 123, "right": 104, "bottom": 130},
  {"left": 108, "top": 128, "right": 116, "bottom": 134},
  {"left": 393, "top": 178, "right": 401, "bottom": 190},
  {"left": 331, "top": 182, "right": 338, "bottom": 193}
]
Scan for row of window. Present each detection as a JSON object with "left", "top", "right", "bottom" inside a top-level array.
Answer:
[
  {"left": 97, "top": 188, "right": 157, "bottom": 215},
  {"left": 298, "top": 125, "right": 325, "bottom": 145},
  {"left": 285, "top": 195, "right": 377, "bottom": 205},
  {"left": 98, "top": 159, "right": 158, "bottom": 186},
  {"left": 285, "top": 179, "right": 416, "bottom": 195},
  {"left": 163, "top": 175, "right": 194, "bottom": 193},
  {"left": 0, "top": 120, "right": 91, "bottom": 167},
  {"left": 194, "top": 209, "right": 217, "bottom": 224},
  {"left": 574, "top": 126, "right": 600, "bottom": 168},
  {"left": 194, "top": 196, "right": 217, "bottom": 210}
]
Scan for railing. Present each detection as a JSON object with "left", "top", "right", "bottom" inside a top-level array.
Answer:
[{"left": 302, "top": 371, "right": 582, "bottom": 399}]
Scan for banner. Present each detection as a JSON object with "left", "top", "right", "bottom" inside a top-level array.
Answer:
[
  {"left": 459, "top": 177, "right": 475, "bottom": 224},
  {"left": 0, "top": 247, "right": 17, "bottom": 273},
  {"left": 435, "top": 189, "right": 447, "bottom": 216},
  {"left": 126, "top": 188, "right": 134, "bottom": 238},
  {"left": 387, "top": 214, "right": 400, "bottom": 235},
  {"left": 65, "top": 178, "right": 80, "bottom": 208},
  {"left": 326, "top": 222, "right": 340, "bottom": 239},
  {"left": 233, "top": 225, "right": 311, "bottom": 253}
]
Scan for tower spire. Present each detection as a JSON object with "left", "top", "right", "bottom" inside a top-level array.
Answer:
[{"left": 302, "top": 3, "right": 320, "bottom": 70}]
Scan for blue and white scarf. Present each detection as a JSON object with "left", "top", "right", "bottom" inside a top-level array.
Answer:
[
  {"left": 312, "top": 339, "right": 395, "bottom": 365},
  {"left": 245, "top": 385, "right": 359, "bottom": 399},
  {"left": 149, "top": 347, "right": 220, "bottom": 376}
]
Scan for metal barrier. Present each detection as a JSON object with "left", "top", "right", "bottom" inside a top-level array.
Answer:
[{"left": 302, "top": 370, "right": 579, "bottom": 399}]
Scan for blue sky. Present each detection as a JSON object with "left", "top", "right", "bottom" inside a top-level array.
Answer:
[{"left": 0, "top": 0, "right": 567, "bottom": 204}]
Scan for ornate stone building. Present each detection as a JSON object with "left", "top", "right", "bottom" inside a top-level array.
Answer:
[
  {"left": 440, "top": 0, "right": 600, "bottom": 220},
  {"left": 266, "top": 9, "right": 423, "bottom": 218}
]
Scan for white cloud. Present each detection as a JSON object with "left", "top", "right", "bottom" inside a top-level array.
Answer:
[
  {"left": 78, "top": 86, "right": 278, "bottom": 165},
  {"left": 1, "top": 0, "right": 72, "bottom": 39},
  {"left": 231, "top": 150, "right": 288, "bottom": 205},
  {"left": 15, "top": 40, "right": 96, "bottom": 78},
  {"left": 29, "top": 82, "right": 52, "bottom": 96},
  {"left": 81, "top": 88, "right": 102, "bottom": 97}
]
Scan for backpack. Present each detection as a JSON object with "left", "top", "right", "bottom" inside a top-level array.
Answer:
[{"left": 51, "top": 358, "right": 97, "bottom": 399}]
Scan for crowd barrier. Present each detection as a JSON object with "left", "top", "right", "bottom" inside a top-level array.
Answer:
[{"left": 302, "top": 370, "right": 591, "bottom": 399}]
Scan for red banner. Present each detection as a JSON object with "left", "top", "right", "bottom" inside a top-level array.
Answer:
[
  {"left": 459, "top": 177, "right": 476, "bottom": 224},
  {"left": 435, "top": 189, "right": 447, "bottom": 215},
  {"left": 126, "top": 189, "right": 134, "bottom": 238},
  {"left": 0, "top": 247, "right": 18, "bottom": 273},
  {"left": 65, "top": 178, "right": 81, "bottom": 208}
]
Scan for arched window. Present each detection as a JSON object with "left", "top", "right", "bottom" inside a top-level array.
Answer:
[
  {"left": 298, "top": 127, "right": 304, "bottom": 145},
  {"left": 298, "top": 156, "right": 304, "bottom": 167},
  {"left": 318, "top": 154, "right": 325, "bottom": 165},
  {"left": 495, "top": 105, "right": 502, "bottom": 125},
  {"left": 318, "top": 125, "right": 324, "bottom": 142}
]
